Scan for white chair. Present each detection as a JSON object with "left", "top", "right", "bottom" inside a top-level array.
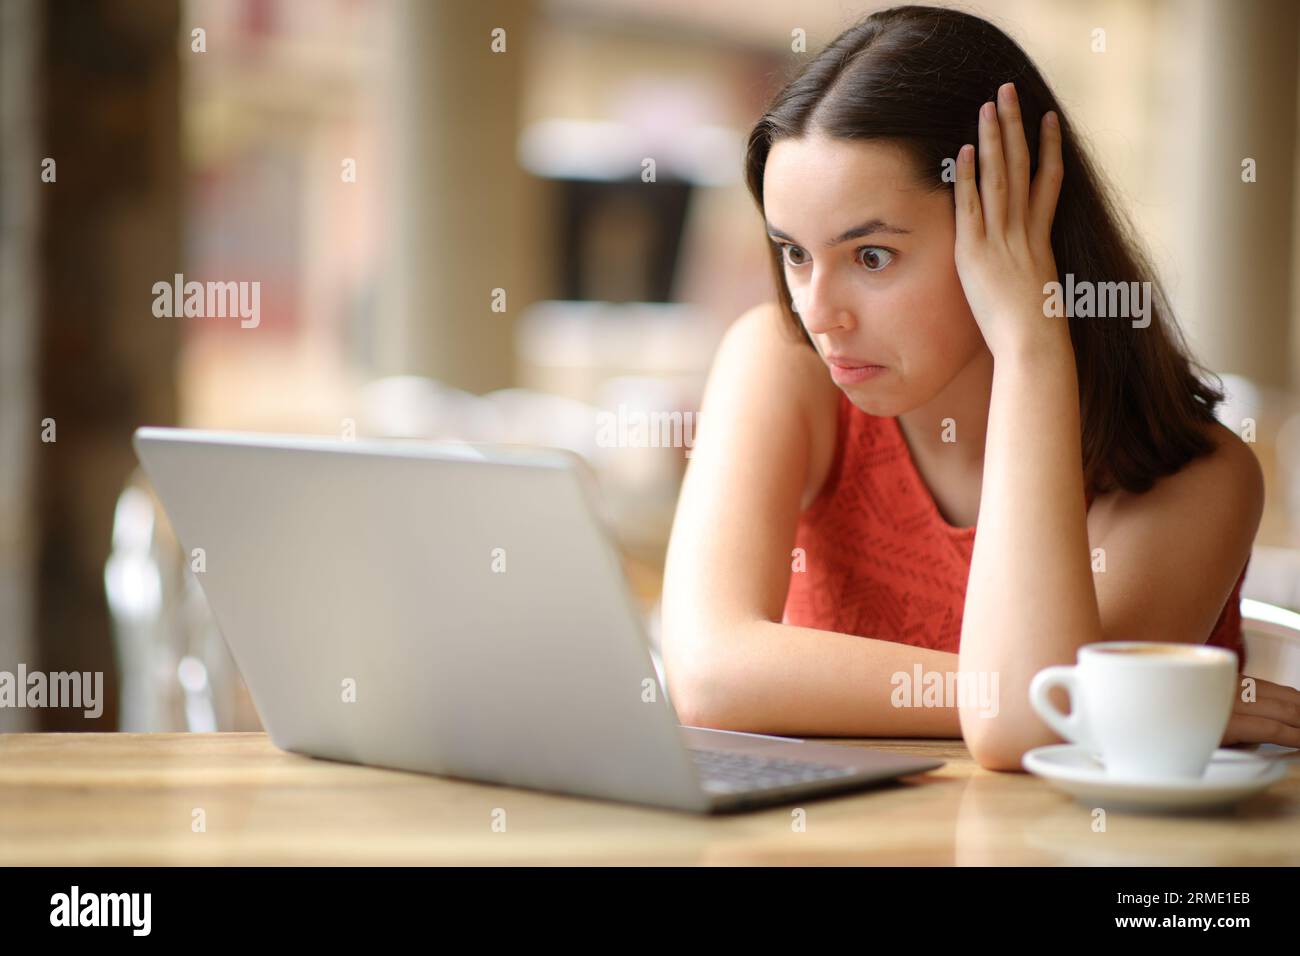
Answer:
[{"left": 1240, "top": 598, "right": 1300, "bottom": 688}]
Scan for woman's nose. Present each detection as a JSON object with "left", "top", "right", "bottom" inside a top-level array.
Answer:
[{"left": 795, "top": 275, "right": 855, "bottom": 334}]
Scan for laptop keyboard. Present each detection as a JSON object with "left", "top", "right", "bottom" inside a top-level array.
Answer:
[{"left": 687, "top": 748, "right": 858, "bottom": 793}]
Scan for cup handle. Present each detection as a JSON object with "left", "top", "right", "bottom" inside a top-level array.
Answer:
[{"left": 1028, "top": 665, "right": 1097, "bottom": 754}]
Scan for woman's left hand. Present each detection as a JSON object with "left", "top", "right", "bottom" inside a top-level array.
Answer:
[{"left": 953, "top": 82, "right": 1066, "bottom": 360}]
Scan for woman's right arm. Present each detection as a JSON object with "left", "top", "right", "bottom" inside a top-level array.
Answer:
[{"left": 661, "top": 303, "right": 965, "bottom": 739}]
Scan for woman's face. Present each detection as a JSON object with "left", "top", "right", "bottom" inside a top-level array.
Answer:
[{"left": 762, "top": 132, "right": 988, "bottom": 416}]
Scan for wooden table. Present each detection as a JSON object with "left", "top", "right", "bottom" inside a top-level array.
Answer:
[{"left": 2, "top": 733, "right": 1297, "bottom": 865}]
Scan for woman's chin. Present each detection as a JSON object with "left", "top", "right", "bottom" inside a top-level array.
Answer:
[{"left": 841, "top": 385, "right": 908, "bottom": 418}]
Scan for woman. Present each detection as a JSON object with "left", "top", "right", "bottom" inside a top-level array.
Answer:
[{"left": 661, "top": 5, "right": 1300, "bottom": 770}]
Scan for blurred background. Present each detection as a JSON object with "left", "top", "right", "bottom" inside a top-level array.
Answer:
[{"left": 3, "top": 0, "right": 1300, "bottom": 732}]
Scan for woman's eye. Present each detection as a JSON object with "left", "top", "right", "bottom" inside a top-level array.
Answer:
[
  {"left": 858, "top": 247, "right": 894, "bottom": 271},
  {"left": 780, "top": 243, "right": 809, "bottom": 267}
]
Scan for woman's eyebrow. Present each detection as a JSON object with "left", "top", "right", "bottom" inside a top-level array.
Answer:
[{"left": 766, "top": 218, "right": 912, "bottom": 246}]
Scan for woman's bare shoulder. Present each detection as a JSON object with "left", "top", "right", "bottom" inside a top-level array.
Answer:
[
  {"left": 1160, "top": 419, "right": 1262, "bottom": 512},
  {"left": 1090, "top": 416, "right": 1264, "bottom": 541},
  {"left": 719, "top": 302, "right": 816, "bottom": 368},
  {"left": 1197, "top": 418, "right": 1265, "bottom": 517},
  {"left": 712, "top": 303, "right": 841, "bottom": 502}
]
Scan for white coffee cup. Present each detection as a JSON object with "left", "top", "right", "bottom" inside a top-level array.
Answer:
[{"left": 1028, "top": 642, "right": 1238, "bottom": 781}]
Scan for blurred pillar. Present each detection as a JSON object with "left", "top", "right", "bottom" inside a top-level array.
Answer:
[
  {"left": 377, "top": 0, "right": 547, "bottom": 393},
  {"left": 1169, "top": 0, "right": 1299, "bottom": 389},
  {"left": 0, "top": 0, "right": 40, "bottom": 731},
  {"left": 33, "top": 0, "right": 181, "bottom": 730}
]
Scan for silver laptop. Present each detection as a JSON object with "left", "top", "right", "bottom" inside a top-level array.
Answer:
[{"left": 133, "top": 427, "right": 943, "bottom": 813}]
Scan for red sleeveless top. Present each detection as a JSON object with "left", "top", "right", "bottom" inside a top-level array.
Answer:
[{"left": 782, "top": 391, "right": 1249, "bottom": 668}]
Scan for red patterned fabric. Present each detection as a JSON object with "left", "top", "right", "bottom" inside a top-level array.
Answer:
[{"left": 782, "top": 391, "right": 1249, "bottom": 669}]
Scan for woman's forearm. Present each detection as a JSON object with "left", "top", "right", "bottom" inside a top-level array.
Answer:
[
  {"left": 670, "top": 619, "right": 967, "bottom": 738},
  {"left": 958, "top": 331, "right": 1103, "bottom": 766}
]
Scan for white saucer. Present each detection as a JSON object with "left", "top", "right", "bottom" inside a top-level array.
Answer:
[{"left": 1022, "top": 745, "right": 1288, "bottom": 813}]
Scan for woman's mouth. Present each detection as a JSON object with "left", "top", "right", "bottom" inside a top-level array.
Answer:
[{"left": 826, "top": 357, "right": 887, "bottom": 385}]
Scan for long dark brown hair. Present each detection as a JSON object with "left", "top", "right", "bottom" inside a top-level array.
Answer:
[{"left": 744, "top": 4, "right": 1223, "bottom": 497}]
